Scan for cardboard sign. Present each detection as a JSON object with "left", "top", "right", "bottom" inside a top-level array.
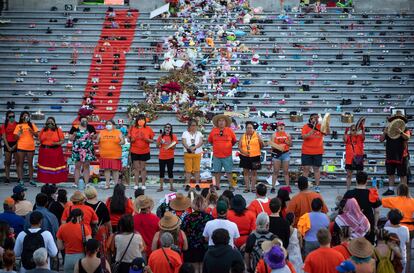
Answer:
[{"left": 150, "top": 3, "right": 170, "bottom": 19}]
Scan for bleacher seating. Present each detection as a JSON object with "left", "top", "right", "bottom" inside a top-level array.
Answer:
[{"left": 0, "top": 4, "right": 413, "bottom": 186}]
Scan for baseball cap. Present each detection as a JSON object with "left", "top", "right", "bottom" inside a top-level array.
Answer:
[
  {"left": 276, "top": 121, "right": 285, "bottom": 126},
  {"left": 216, "top": 200, "right": 228, "bottom": 215},
  {"left": 13, "top": 185, "right": 27, "bottom": 194},
  {"left": 336, "top": 260, "right": 356, "bottom": 273},
  {"left": 4, "top": 197, "right": 15, "bottom": 207},
  {"left": 129, "top": 257, "right": 146, "bottom": 273}
]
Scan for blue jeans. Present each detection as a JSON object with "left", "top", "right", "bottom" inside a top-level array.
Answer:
[{"left": 64, "top": 253, "right": 85, "bottom": 273}]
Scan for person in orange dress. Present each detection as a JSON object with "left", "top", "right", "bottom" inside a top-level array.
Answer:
[
  {"left": 37, "top": 117, "right": 68, "bottom": 184},
  {"left": 343, "top": 124, "right": 365, "bottom": 190},
  {"left": 13, "top": 111, "right": 39, "bottom": 186},
  {"left": 128, "top": 114, "right": 154, "bottom": 190},
  {"left": 98, "top": 120, "right": 125, "bottom": 189},
  {"left": 1, "top": 111, "right": 18, "bottom": 184}
]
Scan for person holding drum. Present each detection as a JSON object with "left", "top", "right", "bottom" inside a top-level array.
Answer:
[
  {"left": 269, "top": 121, "right": 292, "bottom": 193},
  {"left": 301, "top": 113, "right": 330, "bottom": 193},
  {"left": 343, "top": 121, "right": 365, "bottom": 190},
  {"left": 380, "top": 112, "right": 411, "bottom": 196}
]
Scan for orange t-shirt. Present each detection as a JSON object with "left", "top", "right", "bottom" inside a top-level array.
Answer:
[
  {"left": 301, "top": 124, "right": 324, "bottom": 155},
  {"left": 273, "top": 131, "right": 290, "bottom": 152},
  {"left": 148, "top": 247, "right": 182, "bottom": 273},
  {"left": 303, "top": 247, "right": 345, "bottom": 273},
  {"left": 382, "top": 196, "right": 414, "bottom": 231},
  {"left": 248, "top": 198, "right": 272, "bottom": 217},
  {"left": 255, "top": 259, "right": 297, "bottom": 273},
  {"left": 286, "top": 191, "right": 328, "bottom": 227},
  {"left": 99, "top": 129, "right": 122, "bottom": 159},
  {"left": 39, "top": 128, "right": 64, "bottom": 146},
  {"left": 227, "top": 209, "right": 256, "bottom": 248},
  {"left": 105, "top": 198, "right": 134, "bottom": 227},
  {"left": 332, "top": 242, "right": 351, "bottom": 260},
  {"left": 2, "top": 122, "right": 17, "bottom": 143},
  {"left": 208, "top": 127, "right": 237, "bottom": 158},
  {"left": 205, "top": 207, "right": 217, "bottom": 218},
  {"left": 13, "top": 123, "right": 39, "bottom": 151},
  {"left": 345, "top": 135, "right": 364, "bottom": 165},
  {"left": 157, "top": 134, "right": 178, "bottom": 160},
  {"left": 239, "top": 132, "right": 261, "bottom": 157},
  {"left": 129, "top": 126, "right": 155, "bottom": 155},
  {"left": 61, "top": 204, "right": 99, "bottom": 228},
  {"left": 56, "top": 222, "right": 92, "bottom": 254}
]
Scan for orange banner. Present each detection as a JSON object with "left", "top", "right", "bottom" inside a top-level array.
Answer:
[{"left": 105, "top": 0, "right": 124, "bottom": 5}]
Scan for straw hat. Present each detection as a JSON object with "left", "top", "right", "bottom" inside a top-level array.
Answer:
[
  {"left": 388, "top": 113, "right": 408, "bottom": 123},
  {"left": 169, "top": 193, "right": 191, "bottom": 211},
  {"left": 84, "top": 185, "right": 98, "bottom": 199},
  {"left": 159, "top": 211, "right": 181, "bottom": 231},
  {"left": 212, "top": 114, "right": 232, "bottom": 128},
  {"left": 261, "top": 238, "right": 283, "bottom": 253},
  {"left": 134, "top": 195, "right": 154, "bottom": 211},
  {"left": 387, "top": 118, "right": 406, "bottom": 139},
  {"left": 348, "top": 237, "right": 373, "bottom": 258},
  {"left": 70, "top": 190, "right": 86, "bottom": 203}
]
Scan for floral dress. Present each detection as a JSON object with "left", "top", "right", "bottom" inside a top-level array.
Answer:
[{"left": 70, "top": 126, "right": 96, "bottom": 162}]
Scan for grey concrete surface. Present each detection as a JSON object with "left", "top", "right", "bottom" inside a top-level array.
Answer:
[
  {"left": 129, "top": 0, "right": 166, "bottom": 12},
  {"left": 9, "top": 0, "right": 79, "bottom": 11},
  {"left": 354, "top": 0, "right": 413, "bottom": 13}
]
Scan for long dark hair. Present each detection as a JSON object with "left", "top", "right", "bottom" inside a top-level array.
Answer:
[
  {"left": 18, "top": 111, "right": 34, "bottom": 130},
  {"left": 110, "top": 184, "right": 127, "bottom": 214},
  {"left": 67, "top": 208, "right": 83, "bottom": 224},
  {"left": 11, "top": 192, "right": 25, "bottom": 203},
  {"left": 161, "top": 123, "right": 173, "bottom": 138},
  {"left": 43, "top": 117, "right": 57, "bottom": 132},
  {"left": 134, "top": 114, "right": 146, "bottom": 128},
  {"left": 0, "top": 220, "right": 11, "bottom": 246},
  {"left": 4, "top": 111, "right": 14, "bottom": 128}
]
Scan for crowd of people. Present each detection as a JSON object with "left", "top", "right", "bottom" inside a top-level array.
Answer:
[
  {"left": 0, "top": 172, "right": 411, "bottom": 273},
  {"left": 1, "top": 110, "right": 410, "bottom": 196}
]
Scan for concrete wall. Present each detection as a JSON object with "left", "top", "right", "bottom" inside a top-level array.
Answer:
[
  {"left": 353, "top": 0, "right": 413, "bottom": 13},
  {"left": 9, "top": 0, "right": 79, "bottom": 11},
  {"left": 129, "top": 0, "right": 165, "bottom": 12}
]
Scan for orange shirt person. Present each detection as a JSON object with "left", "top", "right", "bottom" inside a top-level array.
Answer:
[
  {"left": 156, "top": 124, "right": 178, "bottom": 192},
  {"left": 343, "top": 124, "right": 365, "bottom": 190},
  {"left": 98, "top": 120, "right": 125, "bottom": 189},
  {"left": 128, "top": 114, "right": 154, "bottom": 190},
  {"left": 2, "top": 111, "right": 18, "bottom": 184},
  {"left": 208, "top": 114, "right": 237, "bottom": 190},
  {"left": 382, "top": 183, "right": 414, "bottom": 232},
  {"left": 227, "top": 195, "right": 256, "bottom": 248},
  {"left": 13, "top": 111, "right": 39, "bottom": 186},
  {"left": 301, "top": 113, "right": 329, "bottom": 193},
  {"left": 37, "top": 117, "right": 68, "bottom": 184}
]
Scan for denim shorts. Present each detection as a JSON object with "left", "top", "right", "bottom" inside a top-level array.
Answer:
[
  {"left": 212, "top": 156, "right": 233, "bottom": 173},
  {"left": 272, "top": 152, "right": 290, "bottom": 162}
]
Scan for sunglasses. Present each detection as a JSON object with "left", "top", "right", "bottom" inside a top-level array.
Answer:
[{"left": 8, "top": 115, "right": 15, "bottom": 118}]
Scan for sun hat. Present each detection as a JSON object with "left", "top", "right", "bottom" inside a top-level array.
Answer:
[
  {"left": 134, "top": 195, "right": 154, "bottom": 212},
  {"left": 159, "top": 211, "right": 181, "bottom": 231},
  {"left": 84, "top": 185, "right": 98, "bottom": 199},
  {"left": 70, "top": 190, "right": 86, "bottom": 203},
  {"left": 216, "top": 200, "right": 228, "bottom": 215},
  {"left": 169, "top": 193, "right": 191, "bottom": 211},
  {"left": 388, "top": 112, "right": 407, "bottom": 123},
  {"left": 212, "top": 114, "right": 232, "bottom": 128},
  {"left": 264, "top": 245, "right": 286, "bottom": 269},
  {"left": 348, "top": 237, "right": 374, "bottom": 258},
  {"left": 230, "top": 194, "right": 246, "bottom": 213},
  {"left": 387, "top": 118, "right": 406, "bottom": 139},
  {"left": 336, "top": 260, "right": 356, "bottom": 273},
  {"left": 261, "top": 238, "right": 283, "bottom": 253},
  {"left": 13, "top": 185, "right": 27, "bottom": 194}
]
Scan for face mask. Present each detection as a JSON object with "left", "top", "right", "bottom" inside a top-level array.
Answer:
[
  {"left": 106, "top": 124, "right": 113, "bottom": 130},
  {"left": 8, "top": 117, "right": 14, "bottom": 122},
  {"left": 47, "top": 123, "right": 55, "bottom": 129},
  {"left": 24, "top": 116, "right": 30, "bottom": 122},
  {"left": 81, "top": 121, "right": 87, "bottom": 127},
  {"left": 138, "top": 120, "right": 145, "bottom": 127}
]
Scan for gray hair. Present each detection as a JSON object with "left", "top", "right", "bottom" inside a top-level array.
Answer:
[
  {"left": 160, "top": 232, "right": 174, "bottom": 247},
  {"left": 256, "top": 212, "right": 269, "bottom": 232},
  {"left": 33, "top": 248, "right": 48, "bottom": 266}
]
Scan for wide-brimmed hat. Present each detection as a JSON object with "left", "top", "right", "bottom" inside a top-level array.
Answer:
[
  {"left": 159, "top": 211, "right": 181, "bottom": 231},
  {"left": 70, "top": 190, "right": 86, "bottom": 203},
  {"left": 388, "top": 113, "right": 407, "bottom": 123},
  {"left": 388, "top": 118, "right": 406, "bottom": 139},
  {"left": 231, "top": 194, "right": 246, "bottom": 213},
  {"left": 212, "top": 114, "right": 232, "bottom": 128},
  {"left": 264, "top": 245, "right": 286, "bottom": 270},
  {"left": 134, "top": 195, "right": 154, "bottom": 211},
  {"left": 169, "top": 193, "right": 191, "bottom": 211},
  {"left": 348, "top": 237, "right": 373, "bottom": 258}
]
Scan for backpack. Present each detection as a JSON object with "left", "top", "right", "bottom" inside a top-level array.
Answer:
[
  {"left": 375, "top": 248, "right": 396, "bottom": 273},
  {"left": 249, "top": 231, "right": 274, "bottom": 271},
  {"left": 21, "top": 229, "right": 45, "bottom": 270}
]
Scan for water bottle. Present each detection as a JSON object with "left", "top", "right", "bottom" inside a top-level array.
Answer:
[{"left": 372, "top": 176, "right": 377, "bottom": 188}]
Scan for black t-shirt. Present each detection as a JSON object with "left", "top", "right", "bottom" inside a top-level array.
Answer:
[
  {"left": 269, "top": 216, "right": 291, "bottom": 249},
  {"left": 48, "top": 201, "right": 65, "bottom": 225},
  {"left": 343, "top": 188, "right": 381, "bottom": 225},
  {"left": 85, "top": 201, "right": 110, "bottom": 225},
  {"left": 69, "top": 124, "right": 96, "bottom": 135}
]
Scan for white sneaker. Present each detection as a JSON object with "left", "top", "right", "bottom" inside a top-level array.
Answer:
[
  {"left": 133, "top": 185, "right": 138, "bottom": 190},
  {"left": 141, "top": 186, "right": 146, "bottom": 190}
]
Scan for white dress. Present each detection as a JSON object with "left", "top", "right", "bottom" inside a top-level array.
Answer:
[{"left": 287, "top": 228, "right": 303, "bottom": 273}]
